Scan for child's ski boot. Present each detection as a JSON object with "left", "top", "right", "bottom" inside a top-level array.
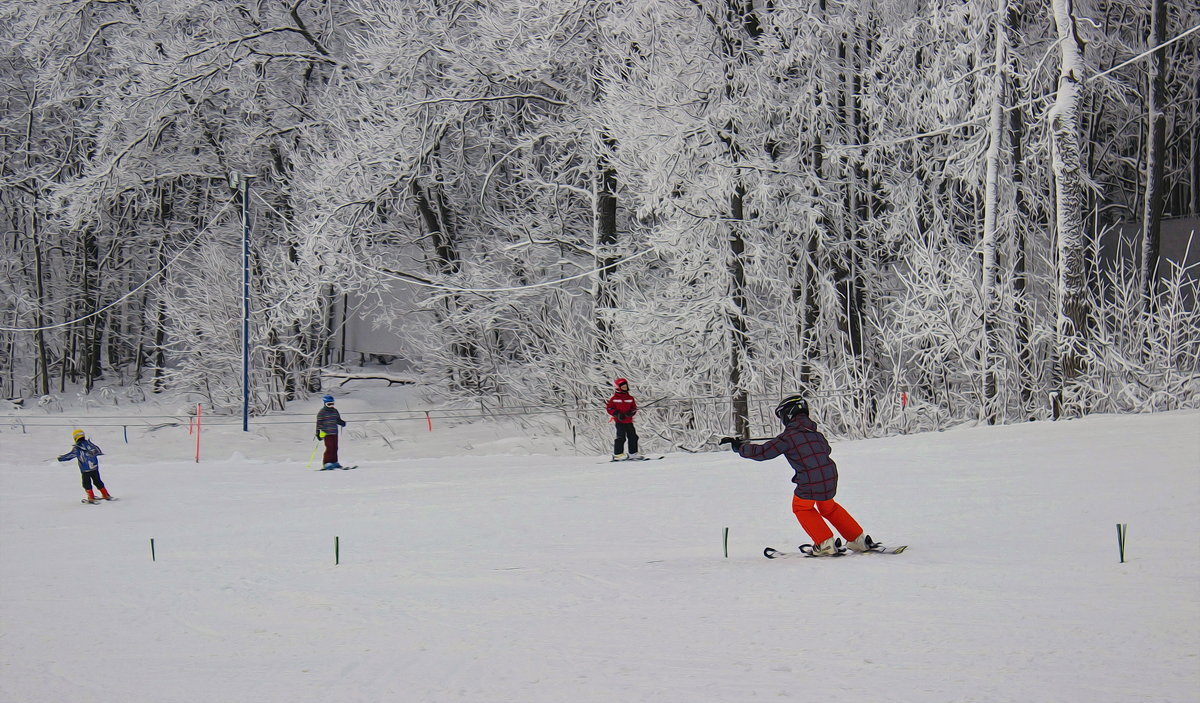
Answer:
[
  {"left": 845, "top": 533, "right": 871, "bottom": 552},
  {"left": 800, "top": 537, "right": 845, "bottom": 557}
]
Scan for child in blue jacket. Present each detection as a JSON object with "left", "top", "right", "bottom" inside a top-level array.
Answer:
[{"left": 58, "top": 429, "right": 114, "bottom": 503}]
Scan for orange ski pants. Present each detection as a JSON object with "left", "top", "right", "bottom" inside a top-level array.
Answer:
[{"left": 792, "top": 495, "right": 863, "bottom": 544}]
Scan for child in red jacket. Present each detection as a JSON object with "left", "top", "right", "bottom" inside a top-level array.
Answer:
[{"left": 606, "top": 378, "right": 641, "bottom": 461}]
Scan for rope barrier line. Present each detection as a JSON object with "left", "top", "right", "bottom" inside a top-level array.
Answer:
[{"left": 1, "top": 391, "right": 865, "bottom": 429}]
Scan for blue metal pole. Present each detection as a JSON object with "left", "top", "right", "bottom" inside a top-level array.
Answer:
[{"left": 242, "top": 175, "right": 253, "bottom": 432}]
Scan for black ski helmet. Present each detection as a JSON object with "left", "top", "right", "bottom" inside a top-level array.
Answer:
[{"left": 774, "top": 395, "right": 809, "bottom": 423}]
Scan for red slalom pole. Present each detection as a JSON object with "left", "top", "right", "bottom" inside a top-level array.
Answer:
[{"left": 195, "top": 403, "right": 202, "bottom": 463}]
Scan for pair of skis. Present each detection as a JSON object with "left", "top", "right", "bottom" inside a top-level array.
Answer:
[
  {"left": 317, "top": 465, "right": 358, "bottom": 471},
  {"left": 81, "top": 497, "right": 119, "bottom": 505},
  {"left": 763, "top": 541, "right": 908, "bottom": 559}
]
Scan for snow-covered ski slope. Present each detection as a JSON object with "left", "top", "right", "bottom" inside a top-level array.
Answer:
[{"left": 2, "top": 409, "right": 1197, "bottom": 703}]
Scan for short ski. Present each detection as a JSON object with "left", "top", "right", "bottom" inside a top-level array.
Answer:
[
  {"left": 855, "top": 536, "right": 908, "bottom": 554},
  {"left": 606, "top": 456, "right": 665, "bottom": 463},
  {"left": 317, "top": 465, "right": 357, "bottom": 471},
  {"left": 763, "top": 546, "right": 842, "bottom": 559},
  {"left": 81, "top": 497, "right": 118, "bottom": 504}
]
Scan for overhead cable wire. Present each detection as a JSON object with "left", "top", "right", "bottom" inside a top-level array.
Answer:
[
  {"left": 1090, "top": 22, "right": 1200, "bottom": 82},
  {"left": 1, "top": 200, "right": 235, "bottom": 333},
  {"left": 252, "top": 190, "right": 658, "bottom": 295},
  {"left": 844, "top": 22, "right": 1200, "bottom": 150}
]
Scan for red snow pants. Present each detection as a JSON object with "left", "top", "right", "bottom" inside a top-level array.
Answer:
[{"left": 792, "top": 495, "right": 864, "bottom": 544}]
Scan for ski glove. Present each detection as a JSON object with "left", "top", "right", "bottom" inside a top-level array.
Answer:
[
  {"left": 317, "top": 431, "right": 326, "bottom": 439},
  {"left": 718, "top": 437, "right": 743, "bottom": 451}
]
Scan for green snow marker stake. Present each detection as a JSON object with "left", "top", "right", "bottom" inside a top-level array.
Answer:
[
  {"left": 723, "top": 527, "right": 729, "bottom": 558},
  {"left": 335, "top": 536, "right": 340, "bottom": 565},
  {"left": 150, "top": 538, "right": 156, "bottom": 562},
  {"left": 1117, "top": 523, "right": 1127, "bottom": 563}
]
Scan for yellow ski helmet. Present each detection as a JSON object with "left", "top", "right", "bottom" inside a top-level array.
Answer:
[{"left": 72, "top": 429, "right": 85, "bottom": 441}]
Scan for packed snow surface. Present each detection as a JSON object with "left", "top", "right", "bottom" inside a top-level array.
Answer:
[{"left": 2, "top": 402, "right": 1197, "bottom": 702}]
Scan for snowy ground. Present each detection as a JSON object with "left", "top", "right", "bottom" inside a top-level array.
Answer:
[{"left": 1, "top": 394, "right": 1197, "bottom": 703}]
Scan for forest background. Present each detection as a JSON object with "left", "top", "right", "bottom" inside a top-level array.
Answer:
[{"left": 2, "top": 0, "right": 1198, "bottom": 450}]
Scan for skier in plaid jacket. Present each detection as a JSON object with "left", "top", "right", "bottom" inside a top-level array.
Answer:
[{"left": 722, "top": 396, "right": 872, "bottom": 556}]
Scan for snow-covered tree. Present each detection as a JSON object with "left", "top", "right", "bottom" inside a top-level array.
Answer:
[
  {"left": 2, "top": 0, "right": 1196, "bottom": 439},
  {"left": 1049, "top": 0, "right": 1090, "bottom": 385}
]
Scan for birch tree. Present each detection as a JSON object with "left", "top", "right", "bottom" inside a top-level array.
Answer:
[
  {"left": 1139, "top": 0, "right": 1167, "bottom": 303},
  {"left": 1049, "top": 0, "right": 1090, "bottom": 385},
  {"left": 980, "top": 0, "right": 1014, "bottom": 424}
]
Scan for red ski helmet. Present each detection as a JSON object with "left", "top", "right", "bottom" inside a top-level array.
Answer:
[{"left": 614, "top": 378, "right": 628, "bottom": 388}]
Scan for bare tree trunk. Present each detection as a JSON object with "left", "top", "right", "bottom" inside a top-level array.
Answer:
[
  {"left": 980, "top": 0, "right": 1010, "bottom": 424},
  {"left": 22, "top": 93, "right": 53, "bottom": 397},
  {"left": 80, "top": 228, "right": 102, "bottom": 393},
  {"left": 719, "top": 0, "right": 761, "bottom": 438},
  {"left": 789, "top": 215, "right": 821, "bottom": 392},
  {"left": 1193, "top": 69, "right": 1200, "bottom": 216},
  {"left": 594, "top": 132, "right": 620, "bottom": 364},
  {"left": 1007, "top": 0, "right": 1036, "bottom": 413},
  {"left": 31, "top": 213, "right": 50, "bottom": 396},
  {"left": 729, "top": 181, "right": 750, "bottom": 438},
  {"left": 413, "top": 179, "right": 478, "bottom": 390},
  {"left": 789, "top": 0, "right": 834, "bottom": 393},
  {"left": 150, "top": 237, "right": 168, "bottom": 393},
  {"left": 839, "top": 35, "right": 867, "bottom": 363},
  {"left": 1140, "top": 0, "right": 1167, "bottom": 302},
  {"left": 1049, "top": 0, "right": 1090, "bottom": 383}
]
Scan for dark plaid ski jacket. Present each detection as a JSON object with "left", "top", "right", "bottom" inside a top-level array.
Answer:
[{"left": 738, "top": 415, "right": 838, "bottom": 500}]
